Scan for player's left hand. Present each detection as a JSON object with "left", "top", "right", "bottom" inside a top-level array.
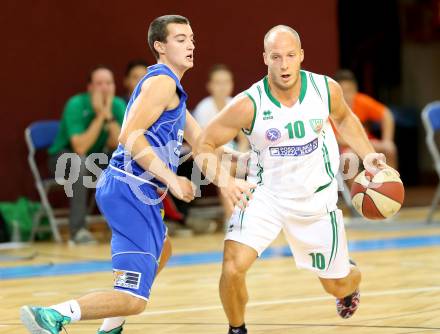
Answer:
[{"left": 220, "top": 177, "right": 256, "bottom": 211}]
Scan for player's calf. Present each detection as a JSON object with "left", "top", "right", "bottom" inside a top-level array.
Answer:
[
  {"left": 320, "top": 260, "right": 361, "bottom": 319},
  {"left": 335, "top": 259, "right": 361, "bottom": 319},
  {"left": 321, "top": 262, "right": 361, "bottom": 298}
]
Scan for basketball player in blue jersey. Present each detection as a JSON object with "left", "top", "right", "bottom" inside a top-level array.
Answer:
[{"left": 20, "top": 15, "right": 212, "bottom": 334}]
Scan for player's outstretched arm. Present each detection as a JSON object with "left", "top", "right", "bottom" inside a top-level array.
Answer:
[
  {"left": 119, "top": 75, "right": 194, "bottom": 202},
  {"left": 194, "top": 94, "right": 256, "bottom": 209},
  {"left": 328, "top": 79, "right": 391, "bottom": 174}
]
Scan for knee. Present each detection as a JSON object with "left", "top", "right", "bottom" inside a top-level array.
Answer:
[
  {"left": 222, "top": 257, "right": 248, "bottom": 281},
  {"left": 221, "top": 241, "right": 256, "bottom": 281},
  {"left": 126, "top": 296, "right": 147, "bottom": 315}
]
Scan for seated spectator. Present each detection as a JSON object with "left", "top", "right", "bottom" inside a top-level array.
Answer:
[
  {"left": 335, "top": 69, "right": 398, "bottom": 168},
  {"left": 193, "top": 64, "right": 248, "bottom": 151},
  {"left": 192, "top": 64, "right": 249, "bottom": 224},
  {"left": 123, "top": 59, "right": 148, "bottom": 103},
  {"left": 48, "top": 65, "right": 126, "bottom": 244}
]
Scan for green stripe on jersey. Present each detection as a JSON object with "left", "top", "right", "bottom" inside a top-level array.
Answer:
[
  {"left": 324, "top": 76, "right": 331, "bottom": 113},
  {"left": 243, "top": 92, "right": 257, "bottom": 135},
  {"left": 327, "top": 211, "right": 338, "bottom": 269},
  {"left": 309, "top": 72, "right": 322, "bottom": 101},
  {"left": 299, "top": 70, "right": 308, "bottom": 103},
  {"left": 322, "top": 142, "right": 334, "bottom": 178},
  {"left": 239, "top": 209, "right": 245, "bottom": 232},
  {"left": 263, "top": 76, "right": 281, "bottom": 108},
  {"left": 315, "top": 180, "right": 332, "bottom": 193},
  {"left": 257, "top": 85, "right": 262, "bottom": 107}
]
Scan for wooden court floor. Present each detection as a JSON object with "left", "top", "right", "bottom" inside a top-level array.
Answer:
[{"left": 1, "top": 208, "right": 440, "bottom": 333}]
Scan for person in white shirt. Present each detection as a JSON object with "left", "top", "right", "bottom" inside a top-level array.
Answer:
[
  {"left": 193, "top": 64, "right": 248, "bottom": 150},
  {"left": 192, "top": 64, "right": 249, "bottom": 223}
]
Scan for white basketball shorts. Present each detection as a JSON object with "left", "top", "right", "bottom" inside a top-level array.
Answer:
[{"left": 225, "top": 181, "right": 350, "bottom": 279}]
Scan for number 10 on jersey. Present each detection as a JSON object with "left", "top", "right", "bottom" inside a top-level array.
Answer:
[
  {"left": 284, "top": 120, "right": 305, "bottom": 139},
  {"left": 309, "top": 252, "right": 325, "bottom": 270}
]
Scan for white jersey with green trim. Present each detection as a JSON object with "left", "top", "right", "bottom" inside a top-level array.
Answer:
[{"left": 243, "top": 69, "right": 340, "bottom": 199}]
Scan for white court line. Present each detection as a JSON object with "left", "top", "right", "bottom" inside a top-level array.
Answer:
[{"left": 141, "top": 286, "right": 440, "bottom": 316}]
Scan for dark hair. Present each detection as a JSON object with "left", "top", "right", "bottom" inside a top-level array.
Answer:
[
  {"left": 334, "top": 69, "right": 357, "bottom": 85},
  {"left": 208, "top": 64, "right": 233, "bottom": 81},
  {"left": 125, "top": 59, "right": 148, "bottom": 77},
  {"left": 87, "top": 64, "right": 113, "bottom": 83},
  {"left": 148, "top": 15, "right": 190, "bottom": 60}
]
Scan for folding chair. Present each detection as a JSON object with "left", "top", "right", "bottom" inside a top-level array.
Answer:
[
  {"left": 25, "top": 120, "right": 64, "bottom": 242},
  {"left": 421, "top": 101, "right": 440, "bottom": 223}
]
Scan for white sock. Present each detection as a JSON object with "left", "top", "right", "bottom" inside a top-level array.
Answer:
[
  {"left": 99, "top": 317, "right": 125, "bottom": 332},
  {"left": 50, "top": 300, "right": 81, "bottom": 322}
]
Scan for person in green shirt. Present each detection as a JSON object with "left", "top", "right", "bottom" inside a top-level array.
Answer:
[{"left": 48, "top": 65, "right": 126, "bottom": 244}]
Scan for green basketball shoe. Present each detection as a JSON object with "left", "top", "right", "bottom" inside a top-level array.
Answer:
[
  {"left": 97, "top": 322, "right": 124, "bottom": 333},
  {"left": 20, "top": 305, "right": 71, "bottom": 334}
]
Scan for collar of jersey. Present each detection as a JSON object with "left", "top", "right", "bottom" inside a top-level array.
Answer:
[{"left": 263, "top": 70, "right": 307, "bottom": 108}]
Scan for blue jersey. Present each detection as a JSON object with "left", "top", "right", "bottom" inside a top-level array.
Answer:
[{"left": 110, "top": 64, "right": 187, "bottom": 188}]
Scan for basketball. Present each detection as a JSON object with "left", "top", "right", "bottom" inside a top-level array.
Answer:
[{"left": 351, "top": 168, "right": 405, "bottom": 220}]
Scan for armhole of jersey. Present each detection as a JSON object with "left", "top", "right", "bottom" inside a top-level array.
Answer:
[
  {"left": 308, "top": 72, "right": 323, "bottom": 102},
  {"left": 147, "top": 72, "right": 180, "bottom": 112},
  {"left": 324, "top": 75, "right": 331, "bottom": 114},
  {"left": 242, "top": 92, "right": 257, "bottom": 135}
]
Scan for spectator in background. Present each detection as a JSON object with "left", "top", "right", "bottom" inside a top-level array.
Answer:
[
  {"left": 123, "top": 59, "right": 148, "bottom": 103},
  {"left": 48, "top": 65, "right": 126, "bottom": 244},
  {"left": 192, "top": 64, "right": 249, "bottom": 224},
  {"left": 193, "top": 64, "right": 248, "bottom": 149},
  {"left": 335, "top": 69, "right": 397, "bottom": 168}
]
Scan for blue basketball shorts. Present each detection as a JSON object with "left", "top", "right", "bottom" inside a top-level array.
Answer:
[{"left": 95, "top": 167, "right": 166, "bottom": 300}]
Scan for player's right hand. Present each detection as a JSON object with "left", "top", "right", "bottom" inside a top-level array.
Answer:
[
  {"left": 169, "top": 176, "right": 196, "bottom": 203},
  {"left": 220, "top": 178, "right": 256, "bottom": 210}
]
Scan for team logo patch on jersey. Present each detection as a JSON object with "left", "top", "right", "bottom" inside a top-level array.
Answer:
[
  {"left": 263, "top": 110, "right": 273, "bottom": 120},
  {"left": 265, "top": 128, "right": 281, "bottom": 142},
  {"left": 113, "top": 269, "right": 141, "bottom": 289},
  {"left": 269, "top": 138, "right": 318, "bottom": 157},
  {"left": 173, "top": 129, "right": 184, "bottom": 156},
  {"left": 309, "top": 119, "right": 324, "bottom": 134}
]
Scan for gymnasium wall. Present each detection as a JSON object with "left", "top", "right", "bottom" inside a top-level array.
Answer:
[{"left": 1, "top": 0, "right": 339, "bottom": 201}]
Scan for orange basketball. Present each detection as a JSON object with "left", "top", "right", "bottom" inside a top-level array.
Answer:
[{"left": 350, "top": 169, "right": 404, "bottom": 220}]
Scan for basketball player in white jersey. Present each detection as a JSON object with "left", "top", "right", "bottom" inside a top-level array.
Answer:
[{"left": 195, "top": 25, "right": 392, "bottom": 334}]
